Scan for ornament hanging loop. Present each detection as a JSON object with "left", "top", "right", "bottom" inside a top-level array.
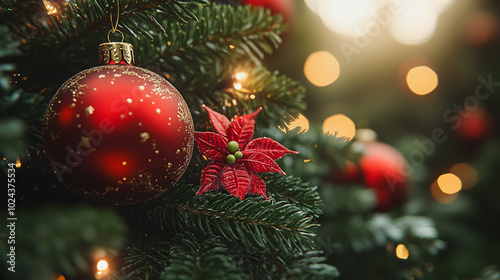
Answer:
[
  {"left": 108, "top": 0, "right": 122, "bottom": 40},
  {"left": 107, "top": 29, "right": 124, "bottom": 43},
  {"left": 99, "top": 0, "right": 134, "bottom": 65}
]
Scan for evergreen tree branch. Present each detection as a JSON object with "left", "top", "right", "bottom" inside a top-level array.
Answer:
[
  {"left": 144, "top": 182, "right": 318, "bottom": 255},
  {"left": 0, "top": 205, "right": 127, "bottom": 280},
  {"left": 118, "top": 240, "right": 170, "bottom": 280},
  {"left": 1, "top": 0, "right": 208, "bottom": 46},
  {"left": 0, "top": 25, "right": 45, "bottom": 162},
  {"left": 264, "top": 175, "right": 323, "bottom": 218},
  {"left": 161, "top": 233, "right": 244, "bottom": 280},
  {"left": 283, "top": 250, "right": 340, "bottom": 280},
  {"left": 180, "top": 62, "right": 306, "bottom": 129}
]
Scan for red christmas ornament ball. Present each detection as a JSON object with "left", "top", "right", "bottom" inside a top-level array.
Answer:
[
  {"left": 242, "top": 0, "right": 294, "bottom": 23},
  {"left": 456, "top": 108, "right": 491, "bottom": 142},
  {"left": 44, "top": 65, "right": 194, "bottom": 205},
  {"left": 332, "top": 160, "right": 362, "bottom": 184},
  {"left": 358, "top": 141, "right": 408, "bottom": 212}
]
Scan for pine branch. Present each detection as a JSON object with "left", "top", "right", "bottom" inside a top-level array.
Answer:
[
  {"left": 143, "top": 182, "right": 318, "bottom": 255},
  {"left": 181, "top": 62, "right": 306, "bottom": 129},
  {"left": 2, "top": 0, "right": 208, "bottom": 45},
  {"left": 261, "top": 126, "right": 353, "bottom": 181},
  {"left": 0, "top": 205, "right": 127, "bottom": 280},
  {"left": 161, "top": 233, "right": 244, "bottom": 280},
  {"left": 264, "top": 174, "right": 323, "bottom": 218},
  {"left": 0, "top": 25, "right": 45, "bottom": 162},
  {"left": 118, "top": 240, "right": 170, "bottom": 280},
  {"left": 229, "top": 247, "right": 338, "bottom": 280},
  {"left": 284, "top": 250, "right": 340, "bottom": 280}
]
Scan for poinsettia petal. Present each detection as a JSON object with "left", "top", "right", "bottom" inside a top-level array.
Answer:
[
  {"left": 194, "top": 132, "right": 228, "bottom": 161},
  {"left": 228, "top": 107, "right": 262, "bottom": 148},
  {"left": 203, "top": 105, "right": 230, "bottom": 139},
  {"left": 248, "top": 172, "right": 268, "bottom": 199},
  {"left": 245, "top": 137, "right": 298, "bottom": 160},
  {"left": 241, "top": 151, "right": 286, "bottom": 175},
  {"left": 197, "top": 162, "right": 225, "bottom": 195},
  {"left": 221, "top": 162, "right": 251, "bottom": 200}
]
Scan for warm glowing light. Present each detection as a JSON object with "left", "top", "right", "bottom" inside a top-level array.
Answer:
[
  {"left": 43, "top": 0, "right": 58, "bottom": 15},
  {"left": 229, "top": 44, "right": 235, "bottom": 50},
  {"left": 322, "top": 114, "right": 356, "bottom": 140},
  {"left": 406, "top": 66, "right": 438, "bottom": 95},
  {"left": 317, "top": 0, "right": 378, "bottom": 37},
  {"left": 15, "top": 158, "right": 21, "bottom": 168},
  {"left": 233, "top": 82, "right": 242, "bottom": 90},
  {"left": 431, "top": 180, "right": 458, "bottom": 203},
  {"left": 437, "top": 173, "right": 462, "bottom": 194},
  {"left": 355, "top": 128, "right": 377, "bottom": 142},
  {"left": 395, "top": 244, "right": 409, "bottom": 259},
  {"left": 389, "top": 0, "right": 438, "bottom": 45},
  {"left": 56, "top": 275, "right": 66, "bottom": 280},
  {"left": 97, "top": 260, "right": 109, "bottom": 271},
  {"left": 235, "top": 72, "right": 248, "bottom": 81},
  {"left": 280, "top": 113, "right": 310, "bottom": 134},
  {"left": 304, "top": 51, "right": 340, "bottom": 87},
  {"left": 450, "top": 163, "right": 478, "bottom": 190}
]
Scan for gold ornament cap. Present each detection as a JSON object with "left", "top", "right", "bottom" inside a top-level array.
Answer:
[{"left": 99, "top": 42, "right": 135, "bottom": 65}]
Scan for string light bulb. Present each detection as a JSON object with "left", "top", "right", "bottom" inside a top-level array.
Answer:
[
  {"left": 97, "top": 260, "right": 109, "bottom": 271},
  {"left": 233, "top": 82, "right": 243, "bottom": 90},
  {"left": 42, "top": 0, "right": 58, "bottom": 15},
  {"left": 235, "top": 72, "right": 248, "bottom": 81}
]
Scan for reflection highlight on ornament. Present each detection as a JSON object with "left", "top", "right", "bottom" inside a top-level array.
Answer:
[
  {"left": 431, "top": 180, "right": 458, "bottom": 204},
  {"left": 437, "top": 173, "right": 462, "bottom": 194},
  {"left": 279, "top": 113, "right": 310, "bottom": 134},
  {"left": 304, "top": 51, "right": 340, "bottom": 87},
  {"left": 449, "top": 163, "right": 478, "bottom": 190},
  {"left": 406, "top": 66, "right": 438, "bottom": 95},
  {"left": 322, "top": 114, "right": 356, "bottom": 140},
  {"left": 395, "top": 244, "right": 409, "bottom": 259}
]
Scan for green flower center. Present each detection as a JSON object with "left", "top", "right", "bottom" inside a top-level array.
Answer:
[{"left": 226, "top": 141, "right": 242, "bottom": 163}]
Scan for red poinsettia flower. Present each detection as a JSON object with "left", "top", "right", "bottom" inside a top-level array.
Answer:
[{"left": 194, "top": 105, "right": 298, "bottom": 200}]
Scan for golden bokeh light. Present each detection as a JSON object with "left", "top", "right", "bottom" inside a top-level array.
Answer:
[
  {"left": 406, "top": 66, "right": 438, "bottom": 95},
  {"left": 437, "top": 173, "right": 462, "bottom": 194},
  {"left": 449, "top": 163, "right": 478, "bottom": 190},
  {"left": 304, "top": 51, "right": 340, "bottom": 87},
  {"left": 97, "top": 260, "right": 109, "bottom": 271},
  {"left": 322, "top": 114, "right": 356, "bottom": 140},
  {"left": 431, "top": 180, "right": 458, "bottom": 204},
  {"left": 43, "top": 0, "right": 58, "bottom": 15},
  {"left": 389, "top": 1, "right": 438, "bottom": 45},
  {"left": 315, "top": 0, "right": 377, "bottom": 37},
  {"left": 56, "top": 275, "right": 66, "bottom": 280},
  {"left": 16, "top": 157, "right": 21, "bottom": 168},
  {"left": 395, "top": 244, "right": 409, "bottom": 260},
  {"left": 279, "top": 113, "right": 310, "bottom": 134}
]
